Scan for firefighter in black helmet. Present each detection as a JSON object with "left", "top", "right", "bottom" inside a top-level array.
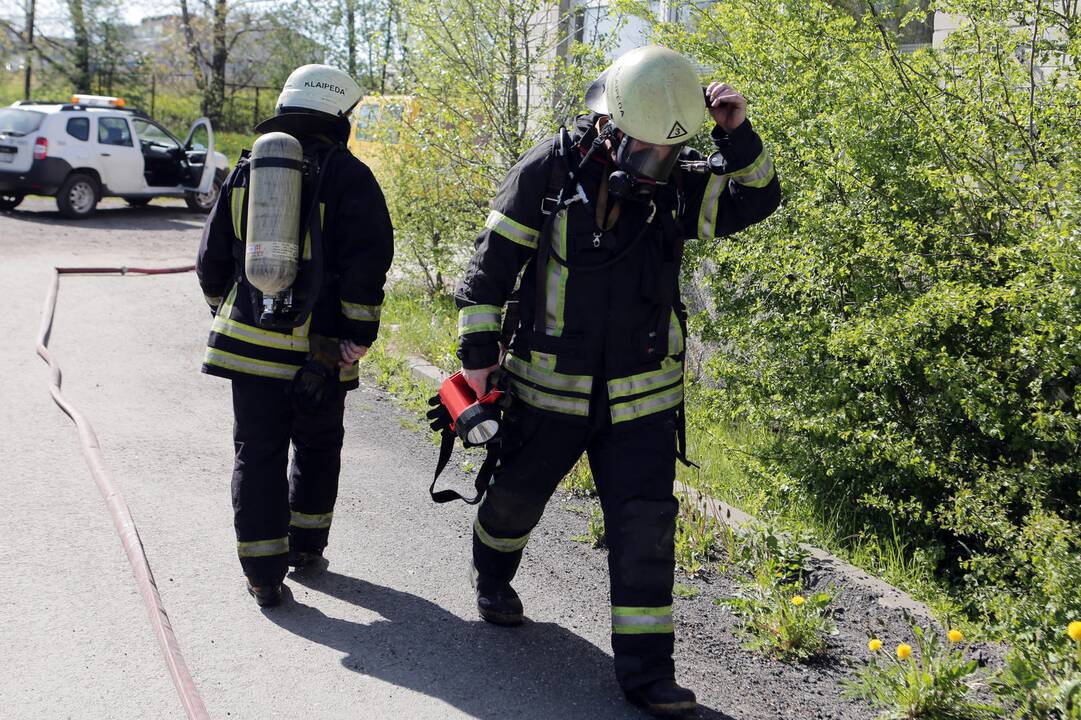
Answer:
[
  {"left": 197, "top": 64, "right": 394, "bottom": 607},
  {"left": 454, "top": 46, "right": 780, "bottom": 716}
]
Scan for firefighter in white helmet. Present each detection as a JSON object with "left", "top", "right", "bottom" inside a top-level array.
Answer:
[
  {"left": 450, "top": 46, "right": 780, "bottom": 716},
  {"left": 197, "top": 64, "right": 394, "bottom": 607}
]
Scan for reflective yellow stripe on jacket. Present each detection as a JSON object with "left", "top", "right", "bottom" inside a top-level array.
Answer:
[
  {"left": 459, "top": 304, "right": 502, "bottom": 335},
  {"left": 204, "top": 284, "right": 360, "bottom": 383},
  {"left": 502, "top": 351, "right": 683, "bottom": 424},
  {"left": 608, "top": 358, "right": 684, "bottom": 425},
  {"left": 543, "top": 210, "right": 570, "bottom": 336},
  {"left": 698, "top": 147, "right": 775, "bottom": 240},
  {"left": 485, "top": 209, "right": 540, "bottom": 250}
]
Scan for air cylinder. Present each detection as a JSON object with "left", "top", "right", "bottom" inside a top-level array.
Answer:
[{"left": 245, "top": 131, "right": 303, "bottom": 295}]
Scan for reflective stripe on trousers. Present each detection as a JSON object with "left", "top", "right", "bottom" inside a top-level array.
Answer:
[
  {"left": 290, "top": 511, "right": 333, "bottom": 530},
  {"left": 474, "top": 517, "right": 531, "bottom": 553},
  {"left": 237, "top": 536, "right": 289, "bottom": 558},
  {"left": 612, "top": 605, "right": 675, "bottom": 635}
]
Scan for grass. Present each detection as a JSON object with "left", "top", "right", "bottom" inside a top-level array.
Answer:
[
  {"left": 214, "top": 132, "right": 256, "bottom": 165},
  {"left": 674, "top": 584, "right": 701, "bottom": 599},
  {"left": 361, "top": 286, "right": 458, "bottom": 418}
]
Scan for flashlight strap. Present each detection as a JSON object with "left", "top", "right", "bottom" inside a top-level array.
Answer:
[
  {"left": 675, "top": 398, "right": 698, "bottom": 470},
  {"left": 429, "top": 431, "right": 500, "bottom": 505}
]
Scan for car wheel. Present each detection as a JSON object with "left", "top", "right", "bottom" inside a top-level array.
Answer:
[
  {"left": 0, "top": 192, "right": 24, "bottom": 211},
  {"left": 57, "top": 174, "right": 99, "bottom": 219},
  {"left": 125, "top": 197, "right": 153, "bottom": 207},
  {"left": 185, "top": 178, "right": 221, "bottom": 213}
]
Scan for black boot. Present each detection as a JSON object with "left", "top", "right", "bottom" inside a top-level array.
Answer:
[
  {"left": 471, "top": 566, "right": 524, "bottom": 626},
  {"left": 624, "top": 678, "right": 697, "bottom": 717},
  {"left": 288, "top": 548, "right": 327, "bottom": 570},
  {"left": 246, "top": 579, "right": 284, "bottom": 607}
]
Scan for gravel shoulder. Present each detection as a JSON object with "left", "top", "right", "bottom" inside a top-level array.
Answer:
[{"left": 0, "top": 197, "right": 939, "bottom": 720}]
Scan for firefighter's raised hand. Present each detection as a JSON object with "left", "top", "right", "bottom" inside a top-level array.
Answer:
[
  {"left": 706, "top": 82, "right": 747, "bottom": 133},
  {"left": 339, "top": 339, "right": 368, "bottom": 367},
  {"left": 462, "top": 365, "right": 500, "bottom": 397}
]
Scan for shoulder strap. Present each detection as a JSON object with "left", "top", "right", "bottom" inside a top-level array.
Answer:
[
  {"left": 288, "top": 143, "right": 340, "bottom": 321},
  {"left": 541, "top": 127, "right": 573, "bottom": 216},
  {"left": 533, "top": 129, "right": 580, "bottom": 335}
]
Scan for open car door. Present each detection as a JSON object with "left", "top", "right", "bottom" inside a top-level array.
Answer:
[{"left": 182, "top": 117, "right": 217, "bottom": 194}]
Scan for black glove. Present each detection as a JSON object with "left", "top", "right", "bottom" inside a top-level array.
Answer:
[
  {"left": 291, "top": 358, "right": 342, "bottom": 413},
  {"left": 426, "top": 394, "right": 453, "bottom": 433}
]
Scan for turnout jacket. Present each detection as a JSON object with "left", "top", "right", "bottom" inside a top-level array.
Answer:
[
  {"left": 455, "top": 115, "right": 780, "bottom": 423},
  {"left": 197, "top": 130, "right": 394, "bottom": 389}
]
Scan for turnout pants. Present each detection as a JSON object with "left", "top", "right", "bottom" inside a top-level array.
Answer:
[
  {"left": 230, "top": 376, "right": 346, "bottom": 586},
  {"left": 473, "top": 403, "right": 679, "bottom": 691}
]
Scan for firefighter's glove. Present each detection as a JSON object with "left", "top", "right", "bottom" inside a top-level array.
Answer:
[
  {"left": 290, "top": 334, "right": 342, "bottom": 413},
  {"left": 426, "top": 394, "right": 453, "bottom": 434},
  {"left": 291, "top": 360, "right": 341, "bottom": 413}
]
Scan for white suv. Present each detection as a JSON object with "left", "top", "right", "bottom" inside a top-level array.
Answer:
[{"left": 0, "top": 94, "right": 228, "bottom": 218}]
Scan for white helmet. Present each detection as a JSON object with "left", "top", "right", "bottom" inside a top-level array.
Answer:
[
  {"left": 585, "top": 46, "right": 704, "bottom": 146},
  {"left": 275, "top": 64, "right": 362, "bottom": 119}
]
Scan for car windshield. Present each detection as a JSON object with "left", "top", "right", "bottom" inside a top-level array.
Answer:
[
  {"left": 0, "top": 108, "right": 45, "bottom": 136},
  {"left": 133, "top": 119, "right": 180, "bottom": 148}
]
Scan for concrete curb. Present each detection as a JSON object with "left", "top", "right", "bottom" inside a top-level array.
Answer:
[{"left": 402, "top": 354, "right": 934, "bottom": 622}]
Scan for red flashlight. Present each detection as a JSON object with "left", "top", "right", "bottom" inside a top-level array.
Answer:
[{"left": 438, "top": 371, "right": 504, "bottom": 445}]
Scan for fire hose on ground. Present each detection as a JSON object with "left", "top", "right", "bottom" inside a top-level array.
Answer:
[{"left": 36, "top": 264, "right": 210, "bottom": 720}]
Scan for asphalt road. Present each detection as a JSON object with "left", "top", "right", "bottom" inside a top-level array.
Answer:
[{"left": 0, "top": 197, "right": 876, "bottom": 720}]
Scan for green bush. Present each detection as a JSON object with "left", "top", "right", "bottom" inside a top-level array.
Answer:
[{"left": 646, "top": 0, "right": 1080, "bottom": 610}]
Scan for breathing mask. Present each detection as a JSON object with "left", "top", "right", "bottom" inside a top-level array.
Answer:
[{"left": 608, "top": 131, "right": 684, "bottom": 201}]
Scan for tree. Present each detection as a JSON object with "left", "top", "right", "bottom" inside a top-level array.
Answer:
[
  {"left": 277, "top": 0, "right": 404, "bottom": 94},
  {"left": 67, "top": 0, "right": 91, "bottom": 92},
  {"left": 378, "top": 0, "right": 610, "bottom": 294},
  {"left": 178, "top": 0, "right": 259, "bottom": 125},
  {"left": 22, "top": 0, "right": 35, "bottom": 98},
  {"left": 3, "top": 0, "right": 130, "bottom": 95},
  {"left": 826, "top": 0, "right": 935, "bottom": 45}
]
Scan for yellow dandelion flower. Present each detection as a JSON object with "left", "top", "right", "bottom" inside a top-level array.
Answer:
[
  {"left": 1068, "top": 621, "right": 1081, "bottom": 642},
  {"left": 791, "top": 595, "right": 805, "bottom": 607},
  {"left": 948, "top": 629, "right": 964, "bottom": 643},
  {"left": 896, "top": 643, "right": 913, "bottom": 660},
  {"left": 868, "top": 638, "right": 883, "bottom": 652}
]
